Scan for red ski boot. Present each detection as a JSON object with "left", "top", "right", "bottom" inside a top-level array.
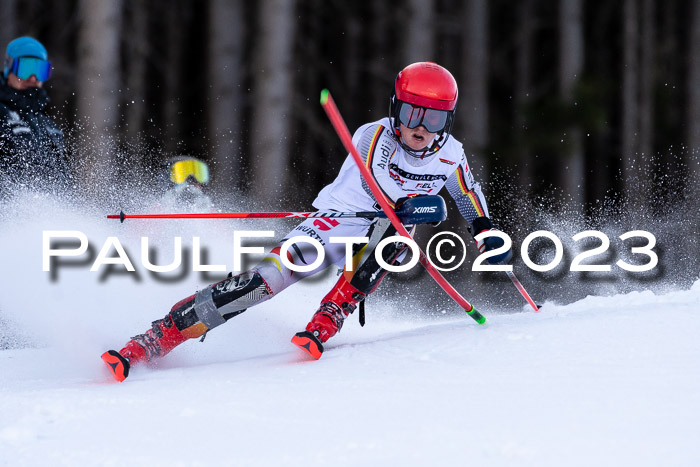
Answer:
[
  {"left": 292, "top": 278, "right": 365, "bottom": 360},
  {"left": 102, "top": 314, "right": 188, "bottom": 382}
]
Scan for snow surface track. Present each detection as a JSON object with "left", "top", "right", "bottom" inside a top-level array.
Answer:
[
  {"left": 1, "top": 193, "right": 699, "bottom": 466},
  {"left": 1, "top": 284, "right": 699, "bottom": 466}
]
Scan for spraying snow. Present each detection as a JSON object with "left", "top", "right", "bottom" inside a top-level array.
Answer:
[{"left": 0, "top": 182, "right": 698, "bottom": 466}]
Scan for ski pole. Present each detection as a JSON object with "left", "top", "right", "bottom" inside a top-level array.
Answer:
[
  {"left": 505, "top": 270, "right": 541, "bottom": 312},
  {"left": 107, "top": 210, "right": 387, "bottom": 223},
  {"left": 320, "top": 89, "right": 485, "bottom": 325}
]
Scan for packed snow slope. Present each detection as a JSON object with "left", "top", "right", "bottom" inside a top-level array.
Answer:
[
  {"left": 0, "top": 192, "right": 699, "bottom": 466},
  {"left": 1, "top": 283, "right": 699, "bottom": 466}
]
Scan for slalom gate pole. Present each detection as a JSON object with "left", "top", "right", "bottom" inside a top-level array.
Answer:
[
  {"left": 107, "top": 210, "right": 386, "bottom": 223},
  {"left": 505, "top": 271, "right": 541, "bottom": 312},
  {"left": 320, "top": 89, "right": 485, "bottom": 325}
]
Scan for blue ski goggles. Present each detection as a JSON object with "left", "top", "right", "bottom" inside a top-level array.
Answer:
[
  {"left": 8, "top": 56, "right": 52, "bottom": 81},
  {"left": 398, "top": 102, "right": 449, "bottom": 133}
]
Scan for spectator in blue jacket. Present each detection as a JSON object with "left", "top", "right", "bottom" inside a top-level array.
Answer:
[{"left": 0, "top": 36, "right": 69, "bottom": 200}]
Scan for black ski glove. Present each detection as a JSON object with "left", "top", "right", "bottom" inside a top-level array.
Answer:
[
  {"left": 394, "top": 195, "right": 444, "bottom": 226},
  {"left": 471, "top": 216, "right": 513, "bottom": 265}
]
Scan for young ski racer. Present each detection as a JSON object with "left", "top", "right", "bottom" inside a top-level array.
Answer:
[{"left": 102, "top": 62, "right": 512, "bottom": 382}]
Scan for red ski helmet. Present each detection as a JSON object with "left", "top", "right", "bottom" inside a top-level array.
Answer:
[{"left": 390, "top": 62, "right": 458, "bottom": 156}]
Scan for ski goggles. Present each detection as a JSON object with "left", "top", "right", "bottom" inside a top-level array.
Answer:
[
  {"left": 7, "top": 56, "right": 52, "bottom": 81},
  {"left": 169, "top": 159, "right": 210, "bottom": 185},
  {"left": 397, "top": 102, "right": 449, "bottom": 133}
]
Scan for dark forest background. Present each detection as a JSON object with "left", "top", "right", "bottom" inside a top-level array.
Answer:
[
  {"left": 1, "top": 0, "right": 698, "bottom": 310},
  {"left": 2, "top": 0, "right": 699, "bottom": 215}
]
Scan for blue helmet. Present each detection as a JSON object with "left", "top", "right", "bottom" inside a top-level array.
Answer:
[{"left": 4, "top": 36, "right": 49, "bottom": 78}]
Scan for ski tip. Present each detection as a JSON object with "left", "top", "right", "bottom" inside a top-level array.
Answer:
[
  {"left": 291, "top": 331, "right": 324, "bottom": 360},
  {"left": 101, "top": 350, "right": 130, "bottom": 382},
  {"left": 320, "top": 89, "right": 330, "bottom": 105}
]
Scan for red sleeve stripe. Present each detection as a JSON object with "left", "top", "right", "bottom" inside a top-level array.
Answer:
[
  {"left": 467, "top": 191, "right": 486, "bottom": 217},
  {"left": 455, "top": 167, "right": 470, "bottom": 194},
  {"left": 455, "top": 167, "right": 485, "bottom": 216},
  {"left": 364, "top": 125, "right": 397, "bottom": 207},
  {"left": 365, "top": 125, "right": 385, "bottom": 169}
]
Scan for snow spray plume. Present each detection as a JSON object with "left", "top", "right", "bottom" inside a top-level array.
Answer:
[
  {"left": 476, "top": 147, "right": 700, "bottom": 311},
  {"left": 0, "top": 127, "right": 242, "bottom": 356},
  {"left": 374, "top": 149, "right": 698, "bottom": 316},
  {"left": 0, "top": 123, "right": 337, "bottom": 373}
]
